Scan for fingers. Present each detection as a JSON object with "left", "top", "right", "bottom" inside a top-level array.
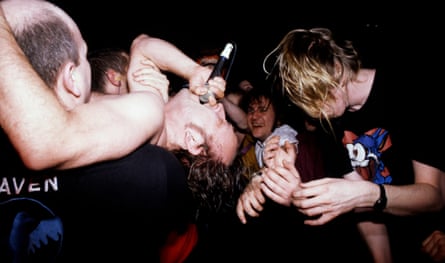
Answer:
[
  {"left": 236, "top": 193, "right": 264, "bottom": 224},
  {"left": 261, "top": 166, "right": 300, "bottom": 206},
  {"left": 263, "top": 135, "right": 297, "bottom": 168},
  {"left": 198, "top": 77, "right": 225, "bottom": 106},
  {"left": 132, "top": 68, "right": 169, "bottom": 85},
  {"left": 236, "top": 200, "right": 248, "bottom": 224},
  {"left": 188, "top": 65, "right": 226, "bottom": 103},
  {"left": 236, "top": 178, "right": 266, "bottom": 224},
  {"left": 422, "top": 230, "right": 445, "bottom": 262},
  {"left": 206, "top": 77, "right": 225, "bottom": 99},
  {"left": 131, "top": 67, "right": 169, "bottom": 102},
  {"left": 303, "top": 212, "right": 334, "bottom": 226},
  {"left": 261, "top": 183, "right": 289, "bottom": 206},
  {"left": 422, "top": 231, "right": 436, "bottom": 254},
  {"left": 283, "top": 141, "right": 298, "bottom": 160},
  {"left": 139, "top": 58, "right": 160, "bottom": 72}
]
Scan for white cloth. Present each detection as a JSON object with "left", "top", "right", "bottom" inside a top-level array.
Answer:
[{"left": 255, "top": 124, "right": 298, "bottom": 168}]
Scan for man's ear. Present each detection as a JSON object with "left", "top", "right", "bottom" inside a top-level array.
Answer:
[
  {"left": 62, "top": 63, "right": 81, "bottom": 97},
  {"left": 184, "top": 127, "right": 205, "bottom": 155},
  {"left": 105, "top": 69, "right": 122, "bottom": 87}
]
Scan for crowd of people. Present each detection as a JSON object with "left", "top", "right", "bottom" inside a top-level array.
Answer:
[{"left": 0, "top": 0, "right": 444, "bottom": 262}]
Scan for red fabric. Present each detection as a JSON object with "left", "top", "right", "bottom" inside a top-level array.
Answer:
[
  {"left": 295, "top": 131, "right": 326, "bottom": 182},
  {"left": 160, "top": 223, "right": 198, "bottom": 263}
]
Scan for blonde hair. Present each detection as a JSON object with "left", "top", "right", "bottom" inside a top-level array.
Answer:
[{"left": 264, "top": 28, "right": 360, "bottom": 123}]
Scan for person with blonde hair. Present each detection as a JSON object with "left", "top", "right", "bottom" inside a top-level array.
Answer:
[{"left": 260, "top": 27, "right": 445, "bottom": 262}]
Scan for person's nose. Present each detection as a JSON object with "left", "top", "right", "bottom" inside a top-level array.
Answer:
[{"left": 251, "top": 109, "right": 262, "bottom": 119}]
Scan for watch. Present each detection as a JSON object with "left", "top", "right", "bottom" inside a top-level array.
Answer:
[{"left": 373, "top": 183, "right": 387, "bottom": 211}]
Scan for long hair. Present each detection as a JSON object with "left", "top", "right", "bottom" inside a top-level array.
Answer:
[
  {"left": 264, "top": 28, "right": 360, "bottom": 123},
  {"left": 173, "top": 150, "right": 248, "bottom": 221}
]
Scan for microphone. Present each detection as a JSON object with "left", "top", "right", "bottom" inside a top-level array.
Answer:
[{"left": 199, "top": 42, "right": 234, "bottom": 104}]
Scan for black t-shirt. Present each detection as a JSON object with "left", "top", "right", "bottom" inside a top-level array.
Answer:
[
  {"left": 341, "top": 66, "right": 443, "bottom": 184},
  {"left": 338, "top": 66, "right": 445, "bottom": 262},
  {"left": 0, "top": 132, "right": 194, "bottom": 262},
  {"left": 339, "top": 68, "right": 414, "bottom": 185}
]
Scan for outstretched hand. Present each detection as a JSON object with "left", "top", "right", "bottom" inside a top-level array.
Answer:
[
  {"left": 292, "top": 177, "right": 369, "bottom": 225},
  {"left": 236, "top": 176, "right": 266, "bottom": 224}
]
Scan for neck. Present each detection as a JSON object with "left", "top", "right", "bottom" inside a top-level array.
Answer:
[
  {"left": 155, "top": 127, "right": 168, "bottom": 149},
  {"left": 159, "top": 113, "right": 182, "bottom": 151},
  {"left": 346, "top": 68, "right": 375, "bottom": 112}
]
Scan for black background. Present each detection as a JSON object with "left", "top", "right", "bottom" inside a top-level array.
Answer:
[
  {"left": 49, "top": 1, "right": 442, "bottom": 84},
  {"left": 50, "top": 1, "right": 387, "bottom": 77}
]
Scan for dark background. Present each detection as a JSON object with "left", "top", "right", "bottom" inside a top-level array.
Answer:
[
  {"left": 48, "top": 1, "right": 441, "bottom": 85},
  {"left": 50, "top": 1, "right": 387, "bottom": 76},
  {"left": 52, "top": 1, "right": 383, "bottom": 51}
]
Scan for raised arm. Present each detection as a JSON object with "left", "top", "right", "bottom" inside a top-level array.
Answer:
[
  {"left": 128, "top": 34, "right": 226, "bottom": 103},
  {"left": 0, "top": 5, "right": 162, "bottom": 170},
  {"left": 0, "top": 5, "right": 70, "bottom": 170}
]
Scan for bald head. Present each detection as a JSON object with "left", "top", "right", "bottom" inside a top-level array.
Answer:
[
  {"left": 1, "top": 0, "right": 83, "bottom": 88},
  {"left": 2, "top": 0, "right": 54, "bottom": 28},
  {"left": 1, "top": 0, "right": 77, "bottom": 32}
]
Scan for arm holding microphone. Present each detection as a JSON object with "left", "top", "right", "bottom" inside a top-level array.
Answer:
[
  {"left": 128, "top": 34, "right": 228, "bottom": 105},
  {"left": 199, "top": 42, "right": 235, "bottom": 104}
]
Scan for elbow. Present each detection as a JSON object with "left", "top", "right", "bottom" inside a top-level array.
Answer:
[
  {"left": 19, "top": 148, "right": 59, "bottom": 171},
  {"left": 21, "top": 157, "right": 51, "bottom": 171},
  {"left": 427, "top": 186, "right": 444, "bottom": 212}
]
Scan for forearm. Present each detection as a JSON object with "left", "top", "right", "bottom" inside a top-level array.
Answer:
[
  {"left": 0, "top": 7, "right": 72, "bottom": 169},
  {"left": 384, "top": 183, "right": 442, "bottom": 215},
  {"left": 221, "top": 98, "right": 248, "bottom": 130},
  {"left": 348, "top": 176, "right": 442, "bottom": 216},
  {"left": 130, "top": 34, "right": 199, "bottom": 80},
  {"left": 371, "top": 161, "right": 443, "bottom": 215},
  {"left": 357, "top": 221, "right": 392, "bottom": 263}
]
